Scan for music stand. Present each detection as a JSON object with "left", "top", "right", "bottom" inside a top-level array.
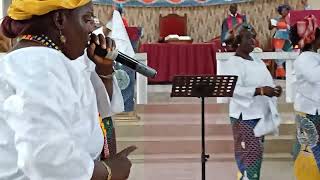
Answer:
[{"left": 171, "top": 75, "right": 238, "bottom": 180}]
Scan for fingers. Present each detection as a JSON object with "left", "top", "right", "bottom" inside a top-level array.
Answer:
[
  {"left": 275, "top": 86, "right": 282, "bottom": 91},
  {"left": 98, "top": 34, "right": 106, "bottom": 49},
  {"left": 275, "top": 86, "right": 282, "bottom": 92},
  {"left": 90, "top": 33, "right": 107, "bottom": 49},
  {"left": 273, "top": 86, "right": 282, "bottom": 97},
  {"left": 274, "top": 91, "right": 280, "bottom": 97},
  {"left": 105, "top": 37, "right": 114, "bottom": 51},
  {"left": 90, "top": 33, "right": 99, "bottom": 45},
  {"left": 87, "top": 43, "right": 96, "bottom": 60},
  {"left": 87, "top": 34, "right": 116, "bottom": 65},
  {"left": 260, "top": 86, "right": 282, "bottom": 97},
  {"left": 117, "top": 146, "right": 137, "bottom": 157},
  {"left": 125, "top": 169, "right": 131, "bottom": 179},
  {"left": 111, "top": 39, "right": 116, "bottom": 50}
]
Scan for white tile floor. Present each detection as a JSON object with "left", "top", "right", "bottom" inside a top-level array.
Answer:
[{"left": 129, "top": 160, "right": 295, "bottom": 180}]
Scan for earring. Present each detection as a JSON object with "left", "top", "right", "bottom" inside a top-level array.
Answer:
[{"left": 59, "top": 30, "right": 66, "bottom": 44}]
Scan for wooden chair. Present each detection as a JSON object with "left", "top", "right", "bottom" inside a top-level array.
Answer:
[{"left": 159, "top": 13, "right": 187, "bottom": 39}]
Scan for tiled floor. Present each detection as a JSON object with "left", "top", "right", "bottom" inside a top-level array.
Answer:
[{"left": 129, "top": 160, "right": 295, "bottom": 180}]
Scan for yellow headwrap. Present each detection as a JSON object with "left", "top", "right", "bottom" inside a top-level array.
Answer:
[{"left": 8, "top": 0, "right": 91, "bottom": 21}]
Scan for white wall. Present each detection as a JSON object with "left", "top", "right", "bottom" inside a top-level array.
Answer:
[
  {"left": 0, "top": 1, "right": 3, "bottom": 19},
  {"left": 1, "top": 0, "right": 11, "bottom": 18},
  {"left": 309, "top": 0, "right": 320, "bottom": 9}
]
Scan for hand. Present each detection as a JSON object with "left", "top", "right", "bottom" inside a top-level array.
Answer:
[
  {"left": 105, "top": 146, "right": 137, "bottom": 180},
  {"left": 274, "top": 85, "right": 282, "bottom": 97},
  {"left": 87, "top": 34, "right": 116, "bottom": 75},
  {"left": 262, "top": 86, "right": 275, "bottom": 97},
  {"left": 268, "top": 19, "right": 276, "bottom": 30},
  {"left": 256, "top": 86, "right": 275, "bottom": 97}
]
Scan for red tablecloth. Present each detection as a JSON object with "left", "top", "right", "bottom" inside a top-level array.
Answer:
[{"left": 140, "top": 43, "right": 217, "bottom": 83}]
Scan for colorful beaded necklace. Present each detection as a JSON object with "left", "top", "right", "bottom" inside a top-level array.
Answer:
[{"left": 20, "top": 34, "right": 61, "bottom": 51}]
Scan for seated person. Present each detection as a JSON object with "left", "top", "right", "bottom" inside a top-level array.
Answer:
[{"left": 221, "top": 4, "right": 247, "bottom": 46}]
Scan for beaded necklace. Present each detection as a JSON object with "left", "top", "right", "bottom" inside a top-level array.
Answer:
[{"left": 20, "top": 34, "right": 61, "bottom": 51}]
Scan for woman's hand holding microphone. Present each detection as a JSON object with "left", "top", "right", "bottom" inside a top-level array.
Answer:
[{"left": 87, "top": 33, "right": 115, "bottom": 76}]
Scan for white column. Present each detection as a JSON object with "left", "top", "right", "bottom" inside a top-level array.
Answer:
[
  {"left": 0, "top": 1, "right": 3, "bottom": 19},
  {"left": 1, "top": 0, "right": 11, "bottom": 19},
  {"left": 285, "top": 59, "right": 295, "bottom": 103},
  {"left": 216, "top": 53, "right": 234, "bottom": 103},
  {"left": 135, "top": 53, "right": 148, "bottom": 104}
]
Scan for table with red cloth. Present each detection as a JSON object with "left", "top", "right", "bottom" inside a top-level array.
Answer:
[{"left": 140, "top": 43, "right": 217, "bottom": 83}]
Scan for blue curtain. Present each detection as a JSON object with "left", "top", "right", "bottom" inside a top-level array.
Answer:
[{"left": 93, "top": 0, "right": 255, "bottom": 7}]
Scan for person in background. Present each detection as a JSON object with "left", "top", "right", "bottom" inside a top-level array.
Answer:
[
  {"left": 221, "top": 3, "right": 247, "bottom": 46},
  {"left": 105, "top": 10, "right": 136, "bottom": 113},
  {"left": 269, "top": 4, "right": 292, "bottom": 79},
  {"left": 290, "top": 21, "right": 320, "bottom": 178},
  {"left": 220, "top": 25, "right": 282, "bottom": 180},
  {"left": 0, "top": 0, "right": 136, "bottom": 179},
  {"left": 113, "top": 3, "right": 129, "bottom": 27}
]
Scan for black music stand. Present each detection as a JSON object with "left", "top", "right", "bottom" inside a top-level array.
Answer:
[{"left": 171, "top": 75, "right": 238, "bottom": 180}]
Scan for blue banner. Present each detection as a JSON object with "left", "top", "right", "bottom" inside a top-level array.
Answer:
[{"left": 93, "top": 0, "right": 255, "bottom": 7}]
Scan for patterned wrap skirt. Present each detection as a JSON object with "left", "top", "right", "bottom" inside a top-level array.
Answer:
[
  {"left": 293, "top": 112, "right": 320, "bottom": 179},
  {"left": 230, "top": 116, "right": 264, "bottom": 180}
]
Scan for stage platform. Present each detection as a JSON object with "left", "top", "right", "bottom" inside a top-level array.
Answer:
[{"left": 114, "top": 80, "right": 296, "bottom": 179}]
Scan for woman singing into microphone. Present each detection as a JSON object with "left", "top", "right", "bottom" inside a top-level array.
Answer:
[
  {"left": 0, "top": 0, "right": 136, "bottom": 179},
  {"left": 220, "top": 24, "right": 282, "bottom": 180}
]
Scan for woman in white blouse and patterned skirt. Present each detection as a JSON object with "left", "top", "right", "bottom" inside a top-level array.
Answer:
[
  {"left": 220, "top": 25, "right": 282, "bottom": 180},
  {"left": 289, "top": 20, "right": 320, "bottom": 177}
]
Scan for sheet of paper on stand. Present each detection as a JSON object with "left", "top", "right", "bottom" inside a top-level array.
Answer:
[{"left": 271, "top": 19, "right": 278, "bottom": 26}]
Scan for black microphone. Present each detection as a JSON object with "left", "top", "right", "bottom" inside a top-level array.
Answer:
[{"left": 93, "top": 43, "right": 157, "bottom": 78}]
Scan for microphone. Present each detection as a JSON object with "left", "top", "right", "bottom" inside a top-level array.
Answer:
[{"left": 93, "top": 43, "right": 157, "bottom": 78}]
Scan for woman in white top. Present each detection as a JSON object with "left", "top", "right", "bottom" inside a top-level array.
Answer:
[
  {"left": 220, "top": 25, "right": 282, "bottom": 180},
  {"left": 290, "top": 22, "right": 320, "bottom": 172},
  {"left": 0, "top": 0, "right": 135, "bottom": 180}
]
